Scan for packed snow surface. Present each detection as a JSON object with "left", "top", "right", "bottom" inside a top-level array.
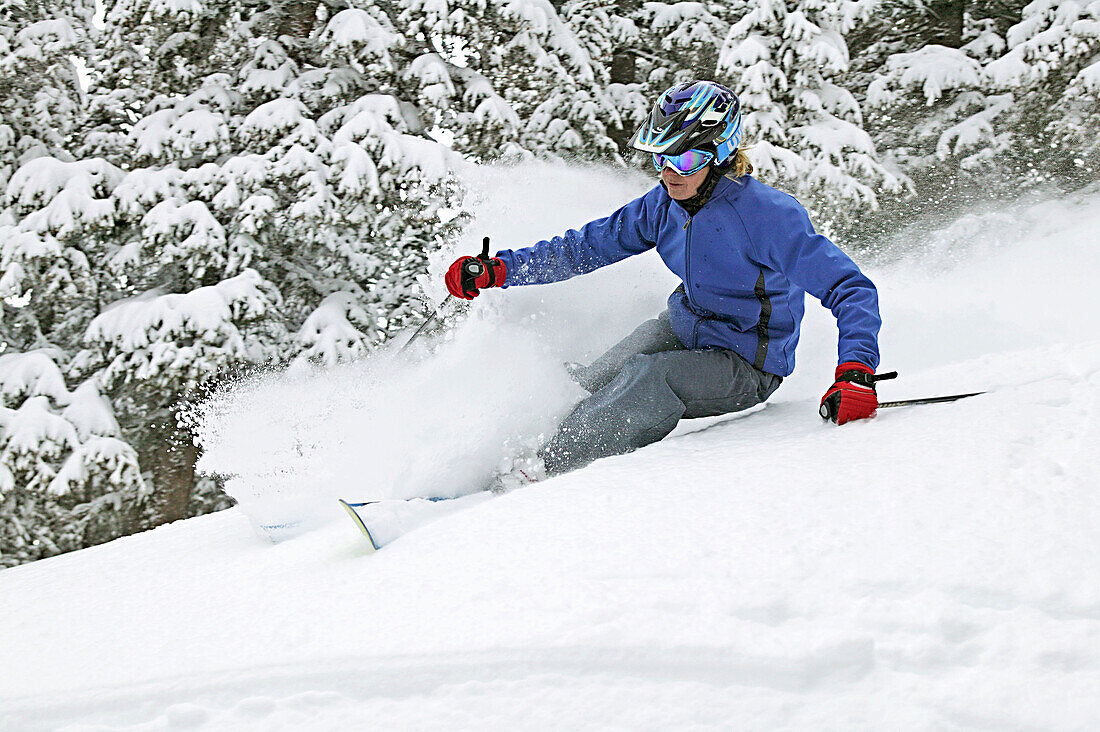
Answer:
[{"left": 2, "top": 165, "right": 1099, "bottom": 730}]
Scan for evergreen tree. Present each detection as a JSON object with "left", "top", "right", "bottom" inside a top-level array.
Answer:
[
  {"left": 561, "top": 0, "right": 746, "bottom": 155},
  {"left": 0, "top": 0, "right": 91, "bottom": 181},
  {"left": 402, "top": 0, "right": 626, "bottom": 160},
  {"left": 987, "top": 0, "right": 1100, "bottom": 184},
  {"left": 635, "top": 0, "right": 734, "bottom": 84},
  {"left": 2, "top": 0, "right": 468, "bottom": 562},
  {"left": 717, "top": 0, "right": 905, "bottom": 227},
  {"left": 12, "top": 0, "right": 1091, "bottom": 567},
  {"left": 858, "top": 0, "right": 1098, "bottom": 234},
  {"left": 562, "top": 0, "right": 649, "bottom": 151},
  {"left": 0, "top": 0, "right": 150, "bottom": 567},
  {"left": 0, "top": 346, "right": 148, "bottom": 567},
  {"left": 71, "top": 0, "right": 467, "bottom": 521}
]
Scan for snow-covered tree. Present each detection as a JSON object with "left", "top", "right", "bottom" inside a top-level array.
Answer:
[
  {"left": 72, "top": 2, "right": 466, "bottom": 516},
  {"left": 861, "top": 0, "right": 1020, "bottom": 170},
  {"left": 987, "top": 0, "right": 1100, "bottom": 182},
  {"left": 716, "top": 0, "right": 904, "bottom": 223},
  {"left": 858, "top": 0, "right": 1099, "bottom": 234},
  {"left": 2, "top": 0, "right": 471, "bottom": 562},
  {"left": 0, "top": 350, "right": 147, "bottom": 567},
  {"left": 635, "top": 1, "right": 734, "bottom": 83},
  {"left": 401, "top": 0, "right": 628, "bottom": 160},
  {"left": 0, "top": 0, "right": 92, "bottom": 182},
  {"left": 0, "top": 157, "right": 155, "bottom": 565},
  {"left": 562, "top": 0, "right": 649, "bottom": 152},
  {"left": 12, "top": 0, "right": 1095, "bottom": 568},
  {"left": 68, "top": 271, "right": 276, "bottom": 520},
  {"left": 0, "top": 1, "right": 151, "bottom": 565},
  {"left": 560, "top": 0, "right": 746, "bottom": 153}
]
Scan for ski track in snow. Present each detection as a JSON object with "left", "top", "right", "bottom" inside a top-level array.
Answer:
[{"left": 2, "top": 167, "right": 1100, "bottom": 730}]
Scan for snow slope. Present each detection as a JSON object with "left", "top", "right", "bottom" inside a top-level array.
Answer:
[{"left": 2, "top": 169, "right": 1099, "bottom": 730}]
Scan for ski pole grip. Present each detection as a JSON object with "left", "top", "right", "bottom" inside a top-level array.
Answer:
[{"left": 463, "top": 237, "right": 493, "bottom": 278}]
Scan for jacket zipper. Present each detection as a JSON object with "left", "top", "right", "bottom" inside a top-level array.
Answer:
[{"left": 682, "top": 215, "right": 700, "bottom": 348}]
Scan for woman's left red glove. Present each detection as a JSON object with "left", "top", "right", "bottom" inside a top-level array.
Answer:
[
  {"left": 819, "top": 362, "right": 879, "bottom": 425},
  {"left": 444, "top": 255, "right": 507, "bottom": 300}
]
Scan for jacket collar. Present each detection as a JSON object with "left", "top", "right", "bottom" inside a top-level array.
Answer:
[
  {"left": 711, "top": 172, "right": 750, "bottom": 202},
  {"left": 660, "top": 171, "right": 751, "bottom": 215}
]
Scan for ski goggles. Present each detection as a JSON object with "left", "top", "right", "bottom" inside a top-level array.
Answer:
[{"left": 652, "top": 149, "right": 714, "bottom": 176}]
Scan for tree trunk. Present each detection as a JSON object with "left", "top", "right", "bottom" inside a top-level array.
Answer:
[
  {"left": 611, "top": 50, "right": 636, "bottom": 85},
  {"left": 275, "top": 0, "right": 320, "bottom": 39},
  {"left": 926, "top": 0, "right": 965, "bottom": 47},
  {"left": 146, "top": 423, "right": 199, "bottom": 524}
]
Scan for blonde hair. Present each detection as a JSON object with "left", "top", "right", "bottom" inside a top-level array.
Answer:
[{"left": 727, "top": 146, "right": 753, "bottom": 179}]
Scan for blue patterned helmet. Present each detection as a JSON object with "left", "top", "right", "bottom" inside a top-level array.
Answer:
[{"left": 630, "top": 80, "right": 743, "bottom": 166}]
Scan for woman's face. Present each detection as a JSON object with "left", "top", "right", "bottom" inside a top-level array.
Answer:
[{"left": 661, "top": 164, "right": 710, "bottom": 200}]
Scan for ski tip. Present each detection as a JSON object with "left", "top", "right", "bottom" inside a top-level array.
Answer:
[
  {"left": 338, "top": 499, "right": 379, "bottom": 552},
  {"left": 255, "top": 520, "right": 303, "bottom": 543}
]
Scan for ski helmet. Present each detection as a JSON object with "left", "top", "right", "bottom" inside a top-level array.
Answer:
[{"left": 630, "top": 80, "right": 743, "bottom": 168}]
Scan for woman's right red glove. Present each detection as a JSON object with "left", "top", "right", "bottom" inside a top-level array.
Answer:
[{"left": 444, "top": 255, "right": 507, "bottom": 300}]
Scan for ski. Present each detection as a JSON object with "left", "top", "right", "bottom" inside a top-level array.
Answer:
[
  {"left": 256, "top": 519, "right": 304, "bottom": 543},
  {"left": 338, "top": 499, "right": 380, "bottom": 551},
  {"left": 338, "top": 492, "right": 495, "bottom": 551}
]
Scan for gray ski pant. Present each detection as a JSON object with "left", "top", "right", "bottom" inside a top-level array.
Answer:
[{"left": 539, "top": 311, "right": 782, "bottom": 475}]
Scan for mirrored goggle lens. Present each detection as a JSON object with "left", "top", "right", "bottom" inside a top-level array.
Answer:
[{"left": 652, "top": 149, "right": 714, "bottom": 175}]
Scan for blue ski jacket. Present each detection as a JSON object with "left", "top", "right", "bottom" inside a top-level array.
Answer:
[{"left": 495, "top": 174, "right": 880, "bottom": 377}]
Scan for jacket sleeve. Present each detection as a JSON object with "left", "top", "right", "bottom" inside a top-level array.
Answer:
[
  {"left": 494, "top": 189, "right": 660, "bottom": 286},
  {"left": 743, "top": 198, "right": 881, "bottom": 370}
]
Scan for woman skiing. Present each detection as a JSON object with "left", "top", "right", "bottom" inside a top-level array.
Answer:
[{"left": 445, "top": 80, "right": 886, "bottom": 483}]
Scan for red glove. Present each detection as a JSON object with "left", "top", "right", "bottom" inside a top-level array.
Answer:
[
  {"left": 819, "top": 362, "right": 879, "bottom": 425},
  {"left": 444, "top": 254, "right": 507, "bottom": 300}
]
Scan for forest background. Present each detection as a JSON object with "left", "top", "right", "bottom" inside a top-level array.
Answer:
[{"left": 1, "top": 0, "right": 1097, "bottom": 566}]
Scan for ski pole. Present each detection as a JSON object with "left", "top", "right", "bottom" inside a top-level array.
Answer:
[
  {"left": 399, "top": 237, "right": 494, "bottom": 353},
  {"left": 399, "top": 297, "right": 450, "bottom": 353},
  {"left": 878, "top": 392, "right": 985, "bottom": 410},
  {"left": 819, "top": 368, "right": 985, "bottom": 421}
]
